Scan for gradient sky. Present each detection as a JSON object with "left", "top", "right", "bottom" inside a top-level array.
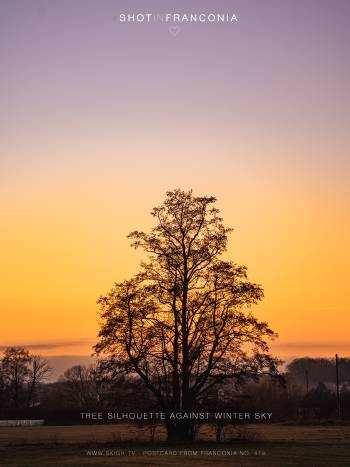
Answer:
[{"left": 1, "top": 0, "right": 350, "bottom": 359}]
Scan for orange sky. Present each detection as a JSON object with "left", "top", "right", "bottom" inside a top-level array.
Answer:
[{"left": 1, "top": 157, "right": 350, "bottom": 358}]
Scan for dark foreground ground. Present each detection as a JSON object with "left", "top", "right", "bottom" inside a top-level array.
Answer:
[{"left": 1, "top": 424, "right": 349, "bottom": 466}]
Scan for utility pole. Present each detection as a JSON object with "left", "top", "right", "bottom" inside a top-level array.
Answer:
[
  {"left": 305, "top": 370, "right": 309, "bottom": 394},
  {"left": 335, "top": 354, "right": 341, "bottom": 418}
]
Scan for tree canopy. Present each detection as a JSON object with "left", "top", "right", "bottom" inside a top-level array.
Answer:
[{"left": 95, "top": 189, "right": 279, "bottom": 440}]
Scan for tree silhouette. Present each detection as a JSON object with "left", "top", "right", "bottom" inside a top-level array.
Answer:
[
  {"left": 0, "top": 347, "right": 51, "bottom": 408},
  {"left": 59, "top": 364, "right": 101, "bottom": 409},
  {"left": 95, "top": 189, "right": 279, "bottom": 440}
]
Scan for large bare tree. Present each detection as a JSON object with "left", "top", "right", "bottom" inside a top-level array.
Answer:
[{"left": 95, "top": 189, "right": 279, "bottom": 440}]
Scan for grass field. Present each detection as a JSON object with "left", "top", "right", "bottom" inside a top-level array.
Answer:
[{"left": 0, "top": 424, "right": 350, "bottom": 466}]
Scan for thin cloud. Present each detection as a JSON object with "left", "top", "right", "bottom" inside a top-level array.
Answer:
[
  {"left": 0, "top": 338, "right": 95, "bottom": 352},
  {"left": 273, "top": 341, "right": 350, "bottom": 349},
  {"left": 310, "top": 307, "right": 349, "bottom": 312}
]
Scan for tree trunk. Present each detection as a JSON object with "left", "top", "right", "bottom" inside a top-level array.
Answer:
[{"left": 166, "top": 418, "right": 196, "bottom": 442}]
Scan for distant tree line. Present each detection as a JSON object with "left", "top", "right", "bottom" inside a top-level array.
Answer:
[
  {"left": 1, "top": 347, "right": 350, "bottom": 424},
  {"left": 287, "top": 357, "right": 350, "bottom": 387}
]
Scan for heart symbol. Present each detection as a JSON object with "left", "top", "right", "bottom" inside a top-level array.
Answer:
[{"left": 169, "top": 25, "right": 181, "bottom": 36}]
